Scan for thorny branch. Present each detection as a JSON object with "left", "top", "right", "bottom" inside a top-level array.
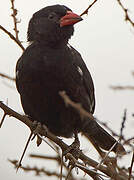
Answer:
[
  {"left": 30, "top": 154, "right": 73, "bottom": 173},
  {"left": 0, "top": 0, "right": 24, "bottom": 51},
  {"left": 80, "top": 0, "right": 98, "bottom": 16},
  {"left": 10, "top": 0, "right": 19, "bottom": 40},
  {"left": 9, "top": 159, "right": 67, "bottom": 178},
  {"left": 29, "top": 154, "right": 78, "bottom": 179},
  {"left": 0, "top": 98, "right": 131, "bottom": 180},
  {"left": 117, "top": 0, "right": 134, "bottom": 27},
  {"left": 65, "top": 153, "right": 105, "bottom": 180},
  {"left": 0, "top": 0, "right": 134, "bottom": 179},
  {"left": 0, "top": 25, "right": 25, "bottom": 51},
  {"left": 119, "top": 109, "right": 127, "bottom": 141}
]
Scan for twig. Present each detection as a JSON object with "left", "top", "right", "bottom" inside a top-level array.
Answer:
[
  {"left": 60, "top": 153, "right": 64, "bottom": 180},
  {"left": 65, "top": 166, "right": 74, "bottom": 180},
  {"left": 16, "top": 131, "right": 33, "bottom": 171},
  {"left": 10, "top": 0, "right": 19, "bottom": 40},
  {"left": 59, "top": 91, "right": 94, "bottom": 121},
  {"left": 76, "top": 164, "right": 105, "bottom": 180},
  {"left": 119, "top": 109, "right": 127, "bottom": 141},
  {"left": 0, "top": 113, "right": 7, "bottom": 128},
  {"left": 128, "top": 150, "right": 134, "bottom": 180},
  {"left": 0, "top": 72, "right": 15, "bottom": 81},
  {"left": 97, "top": 141, "right": 118, "bottom": 169},
  {"left": 59, "top": 91, "right": 126, "bottom": 154},
  {"left": 37, "top": 134, "right": 58, "bottom": 153},
  {"left": 29, "top": 153, "right": 75, "bottom": 177},
  {"left": 9, "top": 159, "right": 67, "bottom": 178},
  {"left": 0, "top": 101, "right": 127, "bottom": 179},
  {"left": 80, "top": 0, "right": 98, "bottom": 16},
  {"left": 116, "top": 0, "right": 134, "bottom": 27},
  {"left": 110, "top": 85, "right": 134, "bottom": 90},
  {"left": 0, "top": 25, "right": 25, "bottom": 51},
  {"left": 124, "top": 137, "right": 134, "bottom": 145},
  {"left": 30, "top": 154, "right": 60, "bottom": 161},
  {"left": 66, "top": 153, "right": 104, "bottom": 180}
]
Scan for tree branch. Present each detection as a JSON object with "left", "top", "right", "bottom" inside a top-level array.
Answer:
[
  {"left": 0, "top": 25, "right": 25, "bottom": 51},
  {"left": 10, "top": 0, "right": 19, "bottom": 40},
  {"left": 0, "top": 100, "right": 128, "bottom": 180},
  {"left": 80, "top": 0, "right": 98, "bottom": 16},
  {"left": 0, "top": 72, "right": 15, "bottom": 81},
  {"left": 116, "top": 0, "right": 134, "bottom": 27}
]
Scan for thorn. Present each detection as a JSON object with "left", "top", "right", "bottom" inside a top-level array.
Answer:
[
  {"left": 128, "top": 150, "right": 134, "bottom": 180},
  {"left": 0, "top": 113, "right": 6, "bottom": 128},
  {"left": 36, "top": 135, "right": 42, "bottom": 147},
  {"left": 60, "top": 153, "right": 63, "bottom": 180},
  {"left": 16, "top": 131, "right": 33, "bottom": 172},
  {"left": 16, "top": 162, "right": 22, "bottom": 173},
  {"left": 31, "top": 122, "right": 42, "bottom": 141},
  {"left": 96, "top": 141, "right": 118, "bottom": 169},
  {"left": 31, "top": 133, "right": 36, "bottom": 141},
  {"left": 38, "top": 134, "right": 58, "bottom": 153},
  {"left": 6, "top": 98, "right": 8, "bottom": 106},
  {"left": 65, "top": 166, "right": 74, "bottom": 180}
]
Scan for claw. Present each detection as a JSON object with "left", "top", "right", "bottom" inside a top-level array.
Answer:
[{"left": 63, "top": 133, "right": 81, "bottom": 163}]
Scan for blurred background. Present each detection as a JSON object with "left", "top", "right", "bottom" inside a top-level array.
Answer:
[{"left": 0, "top": 0, "right": 134, "bottom": 179}]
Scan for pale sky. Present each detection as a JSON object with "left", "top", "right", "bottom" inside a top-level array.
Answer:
[{"left": 0, "top": 0, "right": 134, "bottom": 180}]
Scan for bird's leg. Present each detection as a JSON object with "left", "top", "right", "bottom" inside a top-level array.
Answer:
[
  {"left": 31, "top": 121, "right": 42, "bottom": 144},
  {"left": 63, "top": 133, "right": 81, "bottom": 161},
  {"left": 31, "top": 121, "right": 49, "bottom": 147},
  {"left": 61, "top": 132, "right": 81, "bottom": 177}
]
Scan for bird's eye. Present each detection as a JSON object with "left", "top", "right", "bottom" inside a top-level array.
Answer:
[{"left": 48, "top": 13, "right": 56, "bottom": 20}]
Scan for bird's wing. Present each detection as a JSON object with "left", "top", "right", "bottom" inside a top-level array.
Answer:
[{"left": 70, "top": 45, "right": 95, "bottom": 114}]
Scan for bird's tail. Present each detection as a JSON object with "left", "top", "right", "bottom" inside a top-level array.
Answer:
[{"left": 81, "top": 119, "right": 126, "bottom": 155}]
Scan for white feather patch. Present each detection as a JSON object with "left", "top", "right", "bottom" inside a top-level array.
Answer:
[
  {"left": 77, "top": 66, "right": 83, "bottom": 76},
  {"left": 16, "top": 70, "right": 19, "bottom": 78}
]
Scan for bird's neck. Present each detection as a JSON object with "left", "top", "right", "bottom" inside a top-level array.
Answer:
[
  {"left": 28, "top": 26, "right": 73, "bottom": 48},
  {"left": 33, "top": 38, "right": 69, "bottom": 48}
]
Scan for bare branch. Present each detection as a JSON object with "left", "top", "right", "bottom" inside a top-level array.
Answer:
[
  {"left": 119, "top": 109, "right": 127, "bottom": 141},
  {"left": 0, "top": 72, "right": 15, "bottom": 81},
  {"left": 0, "top": 25, "right": 25, "bottom": 51},
  {"left": 0, "top": 113, "right": 7, "bottom": 128},
  {"left": 0, "top": 101, "right": 127, "bottom": 179},
  {"left": 128, "top": 150, "right": 134, "bottom": 180},
  {"left": 116, "top": 0, "right": 134, "bottom": 27},
  {"left": 110, "top": 85, "right": 134, "bottom": 90},
  {"left": 9, "top": 159, "right": 67, "bottom": 178},
  {"left": 97, "top": 141, "right": 118, "bottom": 169},
  {"left": 80, "top": 0, "right": 98, "bottom": 16},
  {"left": 16, "top": 132, "right": 33, "bottom": 171},
  {"left": 10, "top": 0, "right": 19, "bottom": 40},
  {"left": 66, "top": 153, "right": 105, "bottom": 180},
  {"left": 59, "top": 91, "right": 94, "bottom": 121}
]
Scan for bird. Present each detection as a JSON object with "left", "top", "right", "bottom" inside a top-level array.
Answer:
[{"left": 16, "top": 4, "right": 125, "bottom": 154}]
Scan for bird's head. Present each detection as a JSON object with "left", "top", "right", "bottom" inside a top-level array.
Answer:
[{"left": 27, "top": 5, "right": 82, "bottom": 46}]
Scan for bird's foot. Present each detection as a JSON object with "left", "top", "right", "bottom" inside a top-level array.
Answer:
[
  {"left": 31, "top": 121, "right": 48, "bottom": 146},
  {"left": 63, "top": 134, "right": 81, "bottom": 163}
]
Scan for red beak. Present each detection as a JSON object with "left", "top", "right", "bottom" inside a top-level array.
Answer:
[{"left": 60, "top": 11, "right": 83, "bottom": 27}]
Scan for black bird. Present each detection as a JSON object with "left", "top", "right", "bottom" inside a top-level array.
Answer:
[{"left": 16, "top": 5, "right": 125, "bottom": 154}]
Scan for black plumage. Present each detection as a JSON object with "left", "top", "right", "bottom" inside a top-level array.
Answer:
[{"left": 16, "top": 5, "right": 125, "bottom": 154}]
